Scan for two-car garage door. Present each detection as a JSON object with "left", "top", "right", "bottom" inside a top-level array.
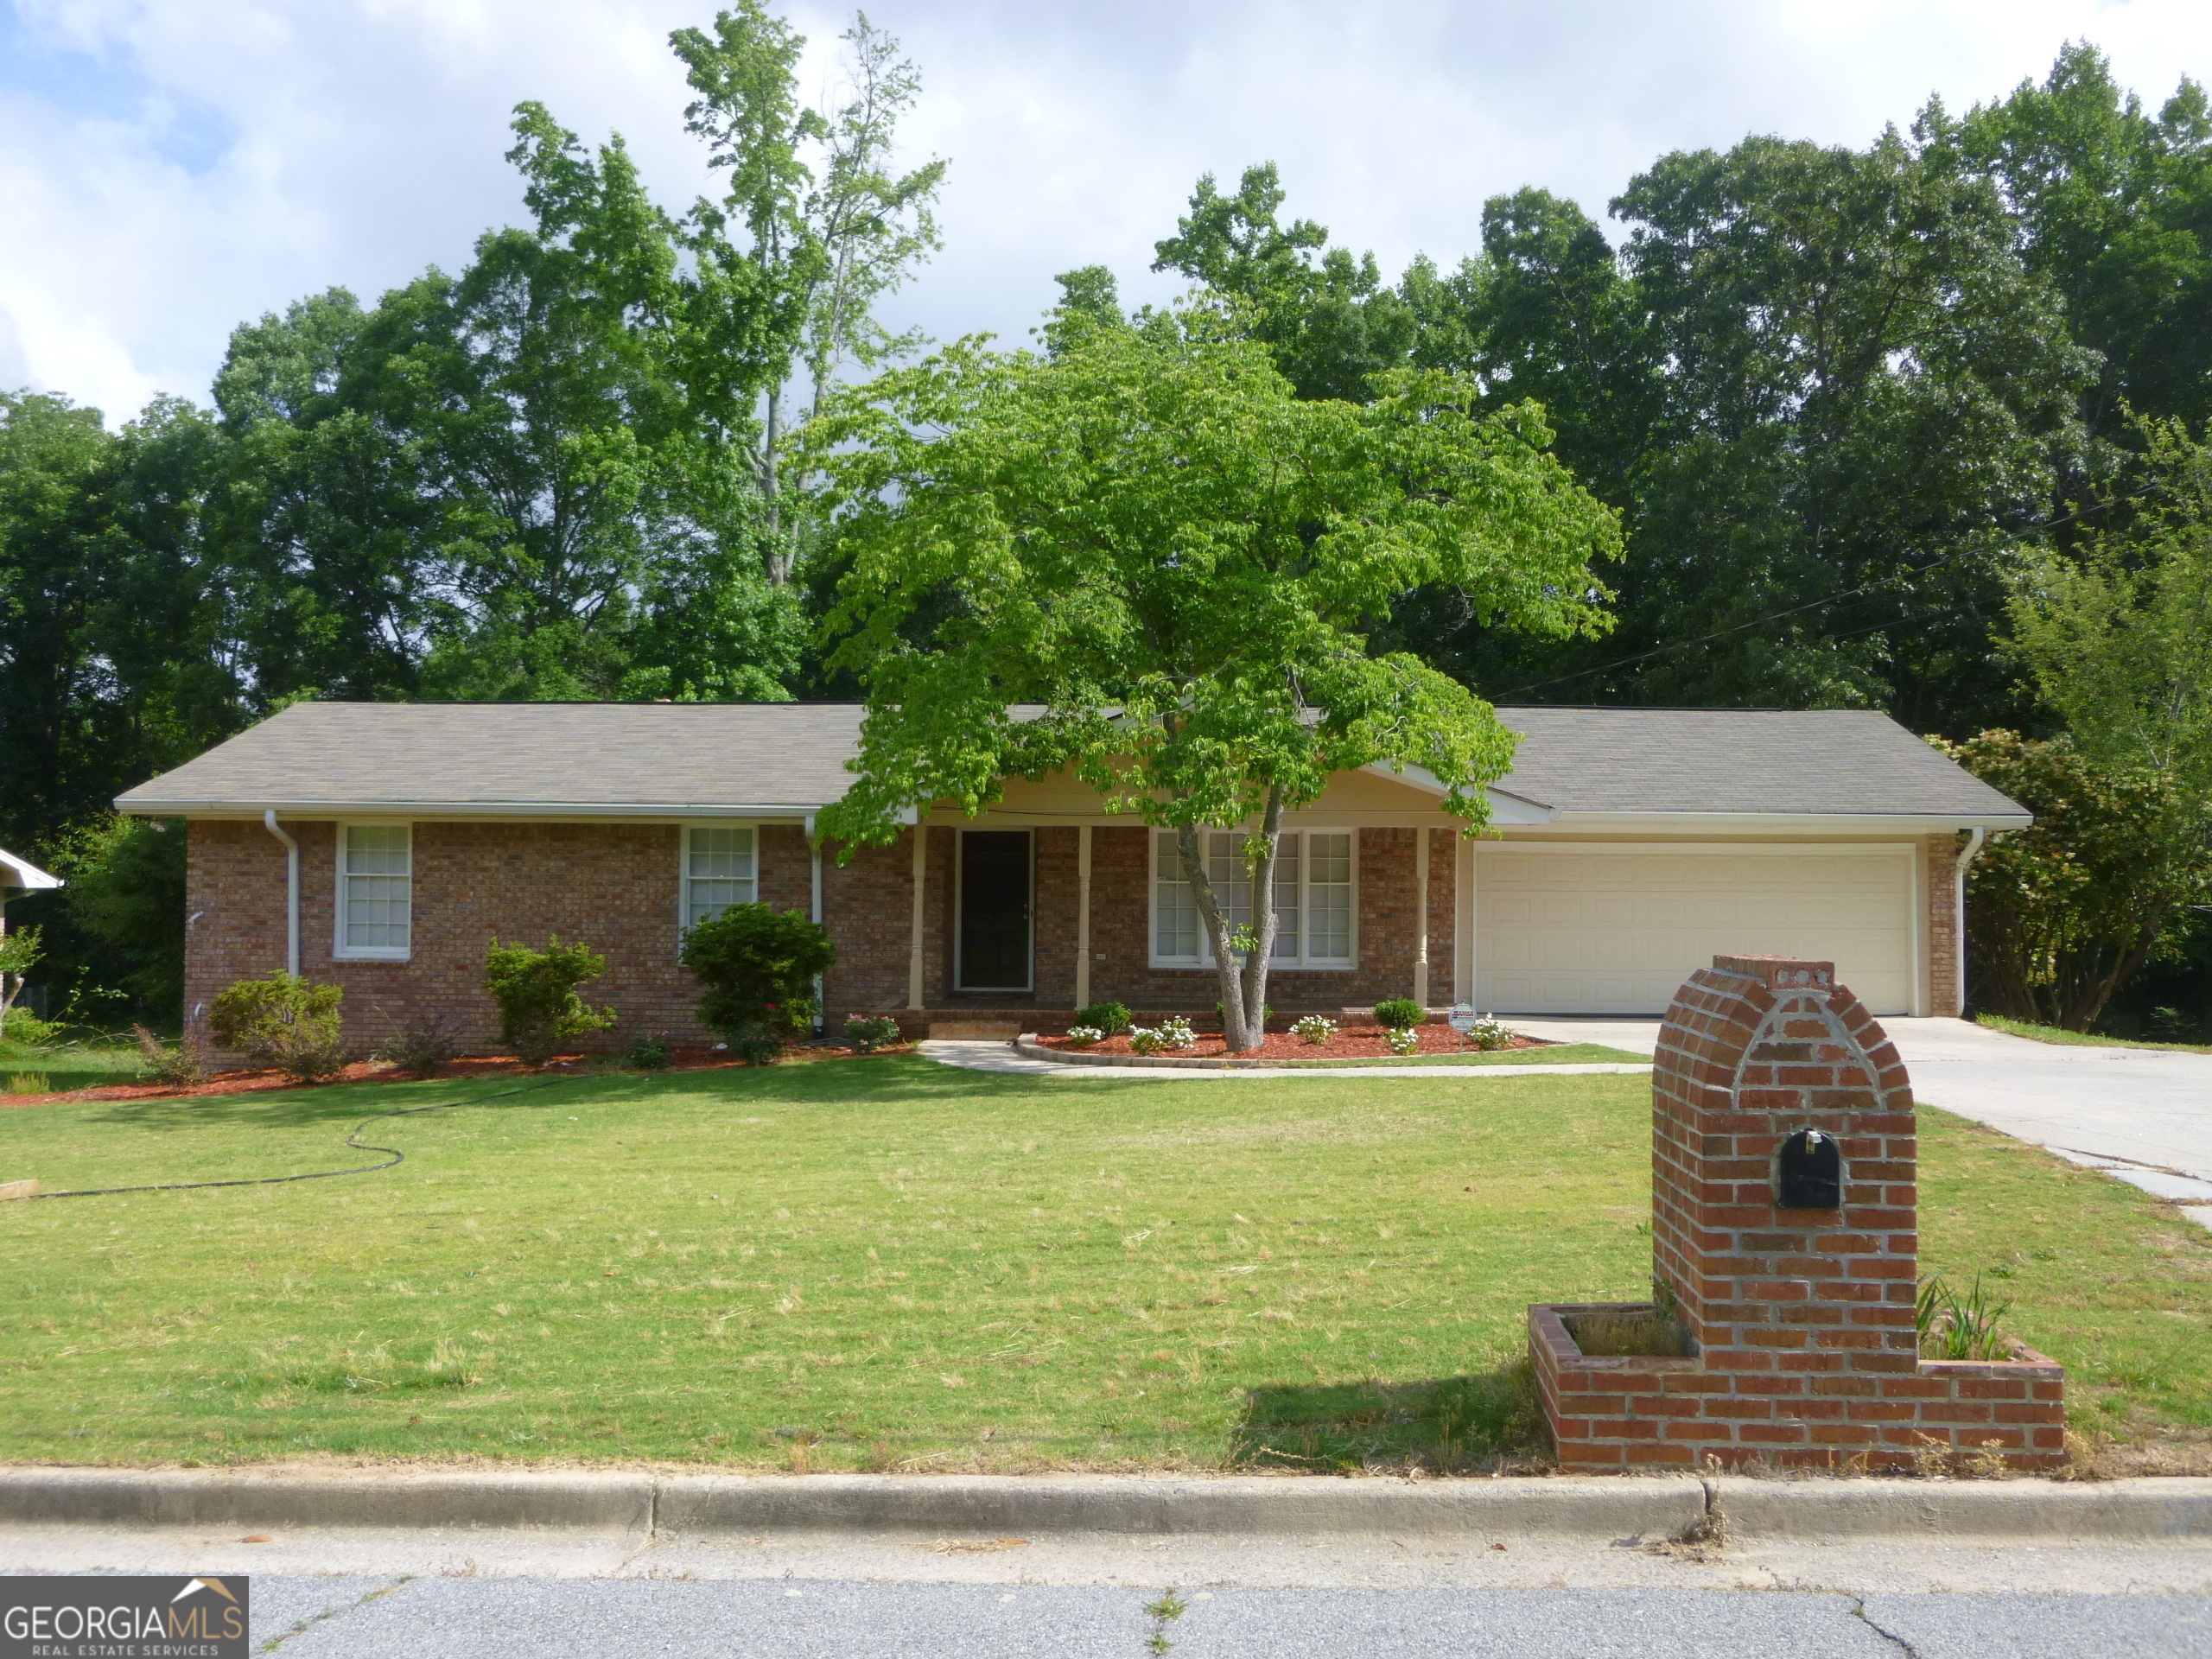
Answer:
[{"left": 1471, "top": 846, "right": 1920, "bottom": 1016}]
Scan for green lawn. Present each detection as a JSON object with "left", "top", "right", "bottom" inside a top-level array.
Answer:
[
  {"left": 2, "top": 1039, "right": 144, "bottom": 1097},
  {"left": 2, "top": 1056, "right": 2206, "bottom": 1473},
  {"left": 1975, "top": 1014, "right": 2212, "bottom": 1056}
]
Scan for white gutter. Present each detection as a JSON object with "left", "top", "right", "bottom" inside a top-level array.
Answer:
[
  {"left": 121, "top": 799, "right": 832, "bottom": 822},
  {"left": 263, "top": 810, "right": 299, "bottom": 978},
  {"left": 1954, "top": 825, "right": 1986, "bottom": 1019}
]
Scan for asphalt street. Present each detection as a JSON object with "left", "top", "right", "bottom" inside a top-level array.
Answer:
[{"left": 238, "top": 1577, "right": 2212, "bottom": 1657}]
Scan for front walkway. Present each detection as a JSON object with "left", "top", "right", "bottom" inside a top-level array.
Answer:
[{"left": 1514, "top": 1014, "right": 2212, "bottom": 1225}]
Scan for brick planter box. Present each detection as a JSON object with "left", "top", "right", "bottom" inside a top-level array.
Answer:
[{"left": 1529, "top": 955, "right": 2066, "bottom": 1474}]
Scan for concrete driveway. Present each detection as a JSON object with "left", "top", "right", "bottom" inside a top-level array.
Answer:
[{"left": 1511, "top": 1014, "right": 2212, "bottom": 1223}]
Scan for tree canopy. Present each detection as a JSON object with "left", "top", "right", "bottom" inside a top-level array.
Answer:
[{"left": 810, "top": 305, "right": 1618, "bottom": 1046}]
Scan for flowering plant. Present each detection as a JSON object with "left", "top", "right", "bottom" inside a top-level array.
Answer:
[
  {"left": 1387, "top": 1026, "right": 1421, "bottom": 1056},
  {"left": 1292, "top": 1014, "right": 1337, "bottom": 1046},
  {"left": 1065, "top": 1025, "right": 1105, "bottom": 1047}
]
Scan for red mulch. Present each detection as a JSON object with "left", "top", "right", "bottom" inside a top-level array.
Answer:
[
  {"left": 0, "top": 1042, "right": 918, "bottom": 1109},
  {"left": 1034, "top": 1023, "right": 1546, "bottom": 1063}
]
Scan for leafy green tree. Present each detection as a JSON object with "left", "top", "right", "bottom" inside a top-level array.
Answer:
[
  {"left": 672, "top": 3, "right": 946, "bottom": 584},
  {"left": 1394, "top": 125, "right": 2095, "bottom": 732},
  {"left": 1937, "top": 732, "right": 2210, "bottom": 1029},
  {"left": 1152, "top": 162, "right": 1414, "bottom": 403},
  {"left": 1953, "top": 44, "right": 2212, "bottom": 435},
  {"left": 49, "top": 815, "right": 189, "bottom": 1018},
  {"left": 808, "top": 305, "right": 1619, "bottom": 1050},
  {"left": 2005, "top": 417, "right": 2212, "bottom": 799}
]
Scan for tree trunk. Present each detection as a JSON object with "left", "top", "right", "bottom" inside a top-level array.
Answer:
[
  {"left": 1175, "top": 785, "right": 1286, "bottom": 1054},
  {"left": 762, "top": 384, "right": 793, "bottom": 587}
]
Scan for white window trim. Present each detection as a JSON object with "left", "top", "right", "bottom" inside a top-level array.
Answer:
[
  {"left": 1148, "top": 828, "right": 1358, "bottom": 972},
  {"left": 678, "top": 821, "right": 761, "bottom": 951},
  {"left": 333, "top": 820, "right": 412, "bottom": 962},
  {"left": 955, "top": 826, "right": 1035, "bottom": 993}
]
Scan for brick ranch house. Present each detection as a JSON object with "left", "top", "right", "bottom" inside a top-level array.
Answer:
[{"left": 117, "top": 702, "right": 2029, "bottom": 1054}]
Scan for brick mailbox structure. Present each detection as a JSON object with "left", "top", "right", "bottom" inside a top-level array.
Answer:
[{"left": 1529, "top": 954, "right": 2066, "bottom": 1472}]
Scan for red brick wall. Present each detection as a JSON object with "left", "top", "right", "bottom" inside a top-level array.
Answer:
[
  {"left": 187, "top": 818, "right": 811, "bottom": 1057},
  {"left": 1075, "top": 825, "right": 1429, "bottom": 1016},
  {"left": 1925, "top": 832, "right": 1962, "bottom": 1019},
  {"left": 1532, "top": 952, "right": 2064, "bottom": 1472},
  {"left": 185, "top": 814, "right": 1461, "bottom": 1049}
]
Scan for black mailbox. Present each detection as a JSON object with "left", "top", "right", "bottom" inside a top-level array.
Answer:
[{"left": 1777, "top": 1128, "right": 1841, "bottom": 1209}]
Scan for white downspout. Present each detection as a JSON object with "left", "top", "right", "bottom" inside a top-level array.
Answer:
[
  {"left": 807, "top": 815, "right": 824, "bottom": 1034},
  {"left": 1954, "top": 826, "right": 1986, "bottom": 1020},
  {"left": 264, "top": 810, "right": 299, "bottom": 978}
]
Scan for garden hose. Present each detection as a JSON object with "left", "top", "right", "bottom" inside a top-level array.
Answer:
[{"left": 25, "top": 1076, "right": 574, "bottom": 1201}]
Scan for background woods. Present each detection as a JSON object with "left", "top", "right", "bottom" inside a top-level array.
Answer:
[{"left": 2, "top": 31, "right": 2207, "bottom": 1038}]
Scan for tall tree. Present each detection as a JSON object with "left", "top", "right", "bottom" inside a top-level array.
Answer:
[
  {"left": 1953, "top": 44, "right": 2212, "bottom": 436},
  {"left": 809, "top": 302, "right": 1620, "bottom": 1050},
  {"left": 672, "top": 3, "right": 946, "bottom": 584},
  {"left": 1152, "top": 162, "right": 1414, "bottom": 403}
]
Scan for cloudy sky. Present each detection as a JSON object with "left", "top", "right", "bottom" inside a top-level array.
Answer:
[{"left": 4, "top": 0, "right": 2209, "bottom": 425}]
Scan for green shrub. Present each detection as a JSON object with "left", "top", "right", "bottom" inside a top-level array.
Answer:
[
  {"left": 483, "top": 938, "right": 616, "bottom": 1065},
  {"left": 135, "top": 1024, "right": 211, "bottom": 1086},
  {"left": 626, "top": 1031, "right": 673, "bottom": 1071},
  {"left": 2, "top": 1005, "right": 58, "bottom": 1050},
  {"left": 842, "top": 1014, "right": 904, "bottom": 1053},
  {"left": 207, "top": 973, "right": 346, "bottom": 1082},
  {"left": 378, "top": 1010, "right": 459, "bottom": 1079},
  {"left": 1076, "top": 1001, "right": 1132, "bottom": 1036},
  {"left": 680, "top": 904, "right": 836, "bottom": 1062},
  {"left": 1372, "top": 997, "right": 1425, "bottom": 1031},
  {"left": 7, "top": 1072, "right": 50, "bottom": 1096}
]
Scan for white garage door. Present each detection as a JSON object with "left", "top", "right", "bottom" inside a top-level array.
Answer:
[{"left": 1471, "top": 845, "right": 1919, "bottom": 1015}]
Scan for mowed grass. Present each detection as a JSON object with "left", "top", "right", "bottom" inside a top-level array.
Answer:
[
  {"left": 2, "top": 1039, "right": 145, "bottom": 1096},
  {"left": 1, "top": 1057, "right": 2206, "bottom": 1473}
]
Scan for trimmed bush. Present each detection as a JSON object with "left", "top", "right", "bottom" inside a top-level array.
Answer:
[
  {"left": 680, "top": 903, "right": 836, "bottom": 1064},
  {"left": 207, "top": 972, "right": 346, "bottom": 1082},
  {"left": 483, "top": 938, "right": 616, "bottom": 1065},
  {"left": 843, "top": 1014, "right": 904, "bottom": 1053},
  {"left": 378, "top": 1010, "right": 459, "bottom": 1078},
  {"left": 626, "top": 1031, "right": 673, "bottom": 1071},
  {"left": 1372, "top": 997, "right": 1426, "bottom": 1031},
  {"left": 1075, "top": 1001, "right": 1132, "bottom": 1036}
]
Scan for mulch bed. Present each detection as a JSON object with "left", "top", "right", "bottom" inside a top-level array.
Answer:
[
  {"left": 0, "top": 1041, "right": 918, "bottom": 1109},
  {"left": 1033, "top": 1023, "right": 1547, "bottom": 1063}
]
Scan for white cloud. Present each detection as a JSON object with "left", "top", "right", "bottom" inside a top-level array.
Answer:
[{"left": 3, "top": 0, "right": 2208, "bottom": 423}]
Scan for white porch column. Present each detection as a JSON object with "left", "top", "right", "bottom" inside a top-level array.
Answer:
[
  {"left": 906, "top": 820, "right": 927, "bottom": 1011},
  {"left": 1414, "top": 828, "right": 1430, "bottom": 1008},
  {"left": 1075, "top": 824, "right": 1093, "bottom": 1012}
]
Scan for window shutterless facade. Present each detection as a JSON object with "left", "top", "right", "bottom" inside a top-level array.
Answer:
[
  {"left": 1150, "top": 829, "right": 1355, "bottom": 969},
  {"left": 334, "top": 822, "right": 411, "bottom": 960},
  {"left": 682, "top": 825, "right": 759, "bottom": 933}
]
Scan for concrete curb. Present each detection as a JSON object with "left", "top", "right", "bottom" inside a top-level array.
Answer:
[{"left": 4, "top": 1470, "right": 2209, "bottom": 1544}]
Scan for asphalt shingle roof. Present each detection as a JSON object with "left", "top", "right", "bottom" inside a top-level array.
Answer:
[
  {"left": 114, "top": 700, "right": 2028, "bottom": 823},
  {"left": 1490, "top": 707, "right": 2026, "bottom": 818}
]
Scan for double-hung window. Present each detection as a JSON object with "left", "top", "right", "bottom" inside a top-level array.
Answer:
[
  {"left": 1150, "top": 829, "right": 1354, "bottom": 969},
  {"left": 683, "top": 825, "right": 758, "bottom": 931},
  {"left": 335, "top": 823, "right": 411, "bottom": 960}
]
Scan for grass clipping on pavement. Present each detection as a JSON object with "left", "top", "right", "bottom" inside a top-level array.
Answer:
[{"left": 1, "top": 1057, "right": 2206, "bottom": 1474}]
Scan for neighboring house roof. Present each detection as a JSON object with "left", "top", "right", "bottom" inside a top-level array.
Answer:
[
  {"left": 112, "top": 700, "right": 2030, "bottom": 827},
  {"left": 0, "top": 849, "right": 62, "bottom": 894}
]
